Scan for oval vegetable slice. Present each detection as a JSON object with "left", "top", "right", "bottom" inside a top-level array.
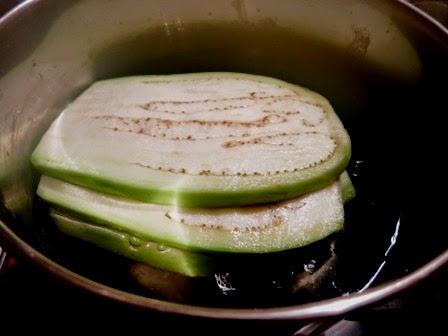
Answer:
[
  {"left": 31, "top": 72, "right": 351, "bottom": 208},
  {"left": 38, "top": 175, "right": 344, "bottom": 253},
  {"left": 51, "top": 211, "right": 213, "bottom": 277}
]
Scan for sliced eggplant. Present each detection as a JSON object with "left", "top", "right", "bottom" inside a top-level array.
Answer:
[
  {"left": 37, "top": 175, "right": 344, "bottom": 253},
  {"left": 31, "top": 72, "right": 351, "bottom": 208},
  {"left": 47, "top": 173, "right": 353, "bottom": 275},
  {"left": 51, "top": 211, "right": 213, "bottom": 277}
]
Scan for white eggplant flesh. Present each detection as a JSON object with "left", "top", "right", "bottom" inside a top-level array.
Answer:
[{"left": 31, "top": 73, "right": 351, "bottom": 208}]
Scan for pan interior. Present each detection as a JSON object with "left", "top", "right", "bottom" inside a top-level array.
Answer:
[{"left": 0, "top": 0, "right": 447, "bottom": 309}]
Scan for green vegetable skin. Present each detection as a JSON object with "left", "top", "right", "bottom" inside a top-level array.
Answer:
[
  {"left": 51, "top": 211, "right": 213, "bottom": 277},
  {"left": 38, "top": 173, "right": 354, "bottom": 254},
  {"left": 47, "top": 173, "right": 354, "bottom": 276},
  {"left": 31, "top": 73, "right": 351, "bottom": 208},
  {"left": 340, "top": 171, "right": 356, "bottom": 203}
]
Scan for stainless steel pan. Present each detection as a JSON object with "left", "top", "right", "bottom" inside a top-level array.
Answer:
[{"left": 0, "top": 0, "right": 447, "bottom": 324}]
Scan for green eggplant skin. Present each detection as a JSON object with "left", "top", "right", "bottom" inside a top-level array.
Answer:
[
  {"left": 31, "top": 72, "right": 351, "bottom": 208},
  {"left": 51, "top": 211, "right": 214, "bottom": 277},
  {"left": 340, "top": 171, "right": 356, "bottom": 203}
]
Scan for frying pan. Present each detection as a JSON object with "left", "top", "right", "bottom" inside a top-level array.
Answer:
[{"left": 0, "top": 0, "right": 447, "bottom": 329}]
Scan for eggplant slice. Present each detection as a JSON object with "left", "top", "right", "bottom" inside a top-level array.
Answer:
[
  {"left": 38, "top": 175, "right": 345, "bottom": 253},
  {"left": 47, "top": 174, "right": 353, "bottom": 276},
  {"left": 31, "top": 73, "right": 351, "bottom": 208},
  {"left": 51, "top": 211, "right": 213, "bottom": 277}
]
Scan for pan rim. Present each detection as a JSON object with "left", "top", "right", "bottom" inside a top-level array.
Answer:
[{"left": 1, "top": 0, "right": 447, "bottom": 320}]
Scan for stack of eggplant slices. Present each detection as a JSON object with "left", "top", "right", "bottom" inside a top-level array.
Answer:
[{"left": 32, "top": 72, "right": 354, "bottom": 278}]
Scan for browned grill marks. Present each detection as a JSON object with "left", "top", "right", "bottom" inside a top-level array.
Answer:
[
  {"left": 138, "top": 103, "right": 252, "bottom": 113},
  {"left": 131, "top": 93, "right": 327, "bottom": 127},
  {"left": 136, "top": 93, "right": 294, "bottom": 106},
  {"left": 221, "top": 132, "right": 326, "bottom": 149},
  {"left": 171, "top": 201, "right": 305, "bottom": 232},
  {"left": 103, "top": 126, "right": 255, "bottom": 141},
  {"left": 135, "top": 93, "right": 318, "bottom": 112},
  {"left": 131, "top": 133, "right": 336, "bottom": 177},
  {"left": 93, "top": 114, "right": 289, "bottom": 132}
]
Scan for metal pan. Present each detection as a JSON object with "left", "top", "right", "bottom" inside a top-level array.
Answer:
[{"left": 0, "top": 0, "right": 447, "bottom": 323}]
